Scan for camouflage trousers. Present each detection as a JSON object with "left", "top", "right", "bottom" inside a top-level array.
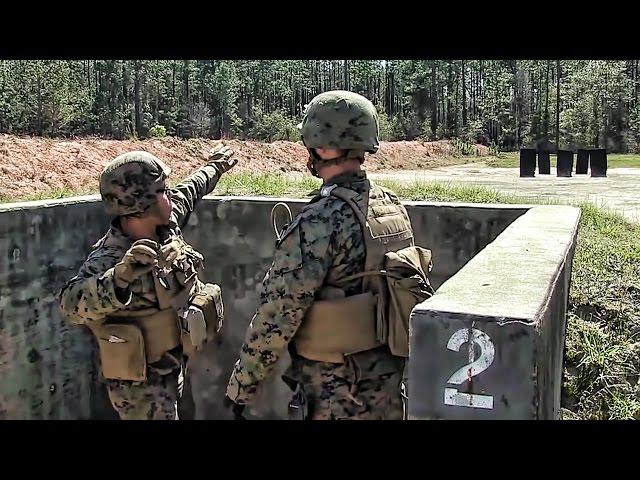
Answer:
[
  {"left": 287, "top": 346, "right": 406, "bottom": 420},
  {"left": 105, "top": 360, "right": 201, "bottom": 420},
  {"left": 106, "top": 368, "right": 180, "bottom": 420}
]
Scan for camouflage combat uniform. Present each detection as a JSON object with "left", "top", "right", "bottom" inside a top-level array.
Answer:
[
  {"left": 226, "top": 91, "right": 411, "bottom": 420},
  {"left": 59, "top": 151, "right": 232, "bottom": 420},
  {"left": 226, "top": 170, "right": 408, "bottom": 420}
]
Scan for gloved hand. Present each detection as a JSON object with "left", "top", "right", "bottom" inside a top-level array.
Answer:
[
  {"left": 157, "top": 237, "right": 182, "bottom": 269},
  {"left": 207, "top": 145, "right": 237, "bottom": 175},
  {"left": 182, "top": 305, "right": 207, "bottom": 351},
  {"left": 113, "top": 239, "right": 159, "bottom": 289},
  {"left": 223, "top": 395, "right": 246, "bottom": 420}
]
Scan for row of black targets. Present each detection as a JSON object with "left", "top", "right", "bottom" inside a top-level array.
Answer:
[{"left": 519, "top": 148, "right": 608, "bottom": 178}]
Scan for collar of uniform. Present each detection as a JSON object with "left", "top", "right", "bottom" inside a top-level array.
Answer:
[
  {"left": 108, "top": 213, "right": 180, "bottom": 243},
  {"left": 109, "top": 219, "right": 135, "bottom": 244},
  {"left": 105, "top": 218, "right": 171, "bottom": 245},
  {"left": 91, "top": 219, "right": 133, "bottom": 249},
  {"left": 323, "top": 170, "right": 368, "bottom": 188}
]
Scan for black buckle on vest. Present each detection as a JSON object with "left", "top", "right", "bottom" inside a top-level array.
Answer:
[{"left": 154, "top": 267, "right": 172, "bottom": 290}]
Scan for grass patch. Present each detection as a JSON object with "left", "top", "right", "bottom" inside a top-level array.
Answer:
[
  {"left": 213, "top": 172, "right": 320, "bottom": 198},
  {"left": 561, "top": 204, "right": 640, "bottom": 419},
  {"left": 608, "top": 154, "right": 640, "bottom": 168},
  {"left": 0, "top": 186, "right": 97, "bottom": 203},
  {"left": 375, "top": 179, "right": 531, "bottom": 204}
]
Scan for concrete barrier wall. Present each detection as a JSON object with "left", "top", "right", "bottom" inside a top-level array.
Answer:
[
  {"left": 409, "top": 205, "right": 581, "bottom": 419},
  {"left": 0, "top": 195, "right": 526, "bottom": 419}
]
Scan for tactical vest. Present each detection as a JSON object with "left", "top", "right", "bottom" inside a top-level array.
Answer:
[
  {"left": 293, "top": 181, "right": 417, "bottom": 363},
  {"left": 89, "top": 235, "right": 222, "bottom": 382}
]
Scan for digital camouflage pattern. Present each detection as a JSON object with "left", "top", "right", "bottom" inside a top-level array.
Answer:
[
  {"left": 106, "top": 369, "right": 180, "bottom": 420},
  {"left": 298, "top": 90, "right": 380, "bottom": 153},
  {"left": 99, "top": 151, "right": 171, "bottom": 217},
  {"left": 59, "top": 154, "right": 230, "bottom": 420},
  {"left": 290, "top": 346, "right": 405, "bottom": 420},
  {"left": 226, "top": 171, "right": 407, "bottom": 419}
]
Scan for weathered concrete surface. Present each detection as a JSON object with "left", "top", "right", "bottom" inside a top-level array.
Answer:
[
  {"left": 409, "top": 205, "right": 581, "bottom": 420},
  {"left": 0, "top": 195, "right": 525, "bottom": 419},
  {"left": 0, "top": 196, "right": 116, "bottom": 419}
]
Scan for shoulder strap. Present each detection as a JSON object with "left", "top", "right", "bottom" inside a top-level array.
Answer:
[
  {"left": 326, "top": 186, "right": 369, "bottom": 232},
  {"left": 324, "top": 185, "right": 386, "bottom": 294}
]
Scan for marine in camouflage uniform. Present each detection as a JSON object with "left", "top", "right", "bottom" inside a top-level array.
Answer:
[
  {"left": 59, "top": 147, "right": 236, "bottom": 420},
  {"left": 226, "top": 91, "right": 410, "bottom": 420}
]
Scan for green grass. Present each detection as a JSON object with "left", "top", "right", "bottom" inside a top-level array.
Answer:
[
  {"left": 486, "top": 152, "right": 640, "bottom": 169},
  {"left": 1, "top": 175, "right": 533, "bottom": 206},
  {"left": 607, "top": 154, "right": 640, "bottom": 168},
  {"left": 0, "top": 173, "right": 319, "bottom": 204},
  {"left": 375, "top": 179, "right": 537, "bottom": 204},
  {"left": 561, "top": 204, "right": 640, "bottom": 419},
  {"left": 2, "top": 172, "right": 639, "bottom": 419},
  {"left": 213, "top": 172, "right": 321, "bottom": 198},
  {"left": 0, "top": 186, "right": 96, "bottom": 203}
]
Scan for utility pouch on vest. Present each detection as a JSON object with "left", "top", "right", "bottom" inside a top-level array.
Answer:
[
  {"left": 91, "top": 323, "right": 147, "bottom": 382},
  {"left": 126, "top": 309, "right": 181, "bottom": 363},
  {"left": 182, "top": 283, "right": 224, "bottom": 356},
  {"left": 91, "top": 308, "right": 182, "bottom": 381},
  {"left": 295, "top": 292, "right": 379, "bottom": 363},
  {"left": 383, "top": 245, "right": 434, "bottom": 357},
  {"left": 181, "top": 306, "right": 207, "bottom": 356}
]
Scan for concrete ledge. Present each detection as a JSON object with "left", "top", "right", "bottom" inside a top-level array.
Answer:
[
  {"left": 409, "top": 205, "right": 581, "bottom": 419},
  {"left": 1, "top": 193, "right": 534, "bottom": 213},
  {"left": 0, "top": 195, "right": 102, "bottom": 212}
]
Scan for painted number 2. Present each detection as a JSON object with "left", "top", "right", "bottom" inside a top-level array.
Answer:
[{"left": 444, "top": 328, "right": 495, "bottom": 409}]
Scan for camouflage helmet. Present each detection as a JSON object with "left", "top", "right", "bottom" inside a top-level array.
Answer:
[
  {"left": 298, "top": 90, "right": 380, "bottom": 154},
  {"left": 99, "top": 151, "right": 171, "bottom": 216}
]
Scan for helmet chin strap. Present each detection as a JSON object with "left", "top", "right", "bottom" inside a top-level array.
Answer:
[
  {"left": 306, "top": 156, "right": 321, "bottom": 178},
  {"left": 306, "top": 148, "right": 356, "bottom": 178}
]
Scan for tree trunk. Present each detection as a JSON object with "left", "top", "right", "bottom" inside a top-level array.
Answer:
[
  {"left": 593, "top": 96, "right": 599, "bottom": 147},
  {"left": 36, "top": 65, "right": 44, "bottom": 136},
  {"left": 556, "top": 60, "right": 561, "bottom": 149},
  {"left": 155, "top": 61, "right": 160, "bottom": 124},
  {"left": 446, "top": 61, "right": 453, "bottom": 133},
  {"left": 134, "top": 60, "right": 142, "bottom": 137},
  {"left": 544, "top": 60, "right": 550, "bottom": 139},
  {"left": 171, "top": 61, "right": 176, "bottom": 109},
  {"left": 343, "top": 60, "right": 349, "bottom": 90},
  {"left": 462, "top": 59, "right": 467, "bottom": 127},
  {"left": 121, "top": 61, "right": 128, "bottom": 138},
  {"left": 183, "top": 60, "right": 190, "bottom": 106},
  {"left": 431, "top": 61, "right": 437, "bottom": 135}
]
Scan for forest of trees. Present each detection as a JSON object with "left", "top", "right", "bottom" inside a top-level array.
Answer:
[{"left": 1, "top": 60, "right": 639, "bottom": 152}]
